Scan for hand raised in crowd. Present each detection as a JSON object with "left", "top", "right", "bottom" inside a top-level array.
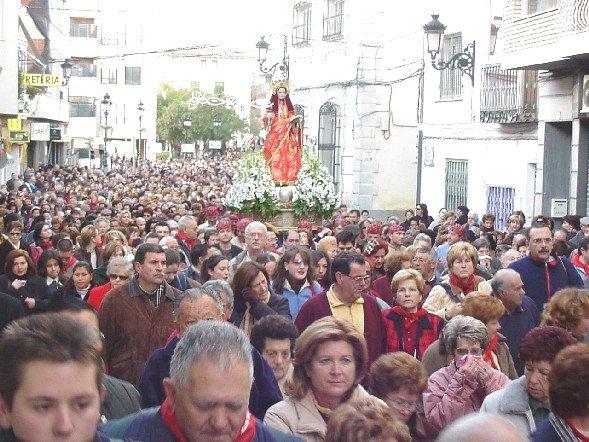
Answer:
[{"left": 11, "top": 279, "right": 26, "bottom": 290}]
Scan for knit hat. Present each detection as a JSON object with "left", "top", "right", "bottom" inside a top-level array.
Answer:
[
  {"left": 449, "top": 224, "right": 467, "bottom": 240},
  {"left": 388, "top": 224, "right": 405, "bottom": 233},
  {"left": 366, "top": 223, "right": 382, "bottom": 235}
]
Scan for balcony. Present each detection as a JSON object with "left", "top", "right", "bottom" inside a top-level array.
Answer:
[
  {"left": 480, "top": 65, "right": 538, "bottom": 123},
  {"left": 502, "top": 0, "right": 589, "bottom": 70}
]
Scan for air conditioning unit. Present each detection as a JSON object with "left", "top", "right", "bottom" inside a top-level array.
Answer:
[{"left": 581, "top": 74, "right": 589, "bottom": 114}]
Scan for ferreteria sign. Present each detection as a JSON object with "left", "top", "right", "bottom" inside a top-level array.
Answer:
[{"left": 19, "top": 73, "right": 61, "bottom": 87}]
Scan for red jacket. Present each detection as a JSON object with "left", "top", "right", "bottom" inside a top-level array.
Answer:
[
  {"left": 382, "top": 307, "right": 444, "bottom": 360},
  {"left": 87, "top": 282, "right": 112, "bottom": 311}
]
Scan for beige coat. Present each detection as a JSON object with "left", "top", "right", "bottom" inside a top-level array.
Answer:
[
  {"left": 264, "top": 385, "right": 371, "bottom": 442},
  {"left": 422, "top": 276, "right": 492, "bottom": 318}
]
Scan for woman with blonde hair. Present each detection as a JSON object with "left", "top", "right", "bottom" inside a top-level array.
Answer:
[
  {"left": 74, "top": 224, "right": 103, "bottom": 269},
  {"left": 265, "top": 316, "right": 378, "bottom": 441},
  {"left": 541, "top": 288, "right": 589, "bottom": 341},
  {"left": 423, "top": 241, "right": 492, "bottom": 321}
]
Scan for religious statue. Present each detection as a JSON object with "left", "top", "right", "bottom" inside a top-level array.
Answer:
[{"left": 262, "top": 81, "right": 303, "bottom": 185}]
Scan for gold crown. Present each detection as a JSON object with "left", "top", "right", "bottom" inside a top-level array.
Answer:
[{"left": 271, "top": 79, "right": 290, "bottom": 95}]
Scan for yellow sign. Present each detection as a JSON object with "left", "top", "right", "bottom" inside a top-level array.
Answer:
[
  {"left": 19, "top": 73, "right": 61, "bottom": 87},
  {"left": 7, "top": 119, "right": 22, "bottom": 131}
]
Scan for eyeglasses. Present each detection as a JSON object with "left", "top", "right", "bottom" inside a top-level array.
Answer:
[
  {"left": 387, "top": 398, "right": 423, "bottom": 412},
  {"left": 343, "top": 274, "right": 371, "bottom": 284},
  {"left": 247, "top": 232, "right": 264, "bottom": 238},
  {"left": 455, "top": 347, "right": 483, "bottom": 357},
  {"left": 109, "top": 274, "right": 130, "bottom": 281}
]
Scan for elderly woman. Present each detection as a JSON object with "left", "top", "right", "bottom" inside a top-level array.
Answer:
[
  {"left": 423, "top": 242, "right": 492, "bottom": 321},
  {"left": 264, "top": 316, "right": 379, "bottom": 441},
  {"left": 370, "top": 352, "right": 434, "bottom": 441},
  {"left": 532, "top": 343, "right": 589, "bottom": 441},
  {"left": 230, "top": 262, "right": 291, "bottom": 334},
  {"left": 541, "top": 287, "right": 589, "bottom": 342},
  {"left": 316, "top": 236, "right": 338, "bottom": 263},
  {"left": 423, "top": 315, "right": 510, "bottom": 432},
  {"left": 372, "top": 250, "right": 412, "bottom": 306},
  {"left": 0, "top": 249, "right": 50, "bottom": 313},
  {"left": 382, "top": 269, "right": 443, "bottom": 360},
  {"left": 481, "top": 326, "right": 576, "bottom": 437},
  {"left": 73, "top": 224, "right": 103, "bottom": 269},
  {"left": 87, "top": 257, "right": 133, "bottom": 311},
  {"left": 272, "top": 247, "right": 322, "bottom": 320}
]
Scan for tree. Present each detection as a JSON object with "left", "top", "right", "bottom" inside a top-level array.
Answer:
[{"left": 157, "top": 83, "right": 247, "bottom": 146}]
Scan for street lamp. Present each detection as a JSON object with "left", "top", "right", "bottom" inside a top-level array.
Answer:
[
  {"left": 256, "top": 35, "right": 289, "bottom": 79},
  {"left": 137, "top": 101, "right": 145, "bottom": 163},
  {"left": 101, "top": 93, "right": 111, "bottom": 167},
  {"left": 423, "top": 14, "right": 475, "bottom": 85},
  {"left": 183, "top": 116, "right": 192, "bottom": 143},
  {"left": 61, "top": 59, "right": 73, "bottom": 86}
]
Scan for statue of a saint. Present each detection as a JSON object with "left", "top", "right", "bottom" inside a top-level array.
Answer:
[{"left": 262, "top": 82, "right": 303, "bottom": 185}]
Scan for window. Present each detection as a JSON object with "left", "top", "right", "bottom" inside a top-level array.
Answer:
[
  {"left": 69, "top": 97, "right": 95, "bottom": 117},
  {"left": 100, "top": 68, "right": 117, "bottom": 84},
  {"left": 70, "top": 18, "right": 97, "bottom": 38},
  {"left": 293, "top": 2, "right": 312, "bottom": 46},
  {"left": 440, "top": 34, "right": 463, "bottom": 98},
  {"left": 486, "top": 186, "right": 515, "bottom": 230},
  {"left": 125, "top": 67, "right": 141, "bottom": 85},
  {"left": 318, "top": 102, "right": 340, "bottom": 190},
  {"left": 71, "top": 60, "right": 96, "bottom": 77},
  {"left": 323, "top": 0, "right": 344, "bottom": 40},
  {"left": 445, "top": 159, "right": 468, "bottom": 211},
  {"left": 527, "top": 0, "right": 560, "bottom": 14},
  {"left": 214, "top": 82, "right": 225, "bottom": 94},
  {"left": 191, "top": 81, "right": 200, "bottom": 92}
]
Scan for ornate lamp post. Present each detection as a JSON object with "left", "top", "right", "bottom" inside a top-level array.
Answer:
[
  {"left": 137, "top": 100, "right": 145, "bottom": 163},
  {"left": 60, "top": 59, "right": 73, "bottom": 85},
  {"left": 101, "top": 93, "right": 111, "bottom": 168},
  {"left": 256, "top": 35, "right": 289, "bottom": 79},
  {"left": 423, "top": 14, "right": 475, "bottom": 85}
]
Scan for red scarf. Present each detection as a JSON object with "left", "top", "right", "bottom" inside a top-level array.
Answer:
[
  {"left": 484, "top": 334, "right": 500, "bottom": 370},
  {"left": 176, "top": 231, "right": 196, "bottom": 252},
  {"left": 392, "top": 306, "right": 428, "bottom": 331},
  {"left": 161, "top": 398, "right": 257, "bottom": 442},
  {"left": 449, "top": 273, "right": 475, "bottom": 295},
  {"left": 572, "top": 253, "right": 589, "bottom": 276}
]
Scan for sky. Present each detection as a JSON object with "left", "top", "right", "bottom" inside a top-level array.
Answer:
[{"left": 140, "top": 1, "right": 292, "bottom": 55}]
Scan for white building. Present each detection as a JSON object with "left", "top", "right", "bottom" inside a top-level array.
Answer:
[
  {"left": 417, "top": 0, "right": 539, "bottom": 229},
  {"left": 287, "top": 0, "right": 424, "bottom": 215},
  {"left": 501, "top": 0, "right": 589, "bottom": 219}
]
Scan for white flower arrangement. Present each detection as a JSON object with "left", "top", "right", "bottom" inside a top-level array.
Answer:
[
  {"left": 222, "top": 148, "right": 281, "bottom": 217},
  {"left": 292, "top": 150, "right": 340, "bottom": 219}
]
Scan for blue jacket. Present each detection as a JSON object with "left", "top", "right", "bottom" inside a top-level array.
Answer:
[
  {"left": 272, "top": 281, "right": 322, "bottom": 320},
  {"left": 137, "top": 336, "right": 283, "bottom": 419},
  {"left": 499, "top": 295, "right": 540, "bottom": 376},
  {"left": 100, "top": 407, "right": 300, "bottom": 442},
  {"left": 509, "top": 255, "right": 583, "bottom": 313}
]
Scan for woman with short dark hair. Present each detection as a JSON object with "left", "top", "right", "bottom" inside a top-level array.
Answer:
[
  {"left": 531, "top": 343, "right": 589, "bottom": 441},
  {"left": 481, "top": 326, "right": 576, "bottom": 438},
  {"left": 0, "top": 249, "right": 50, "bottom": 314}
]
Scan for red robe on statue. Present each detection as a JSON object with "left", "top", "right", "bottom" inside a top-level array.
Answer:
[{"left": 262, "top": 100, "right": 302, "bottom": 185}]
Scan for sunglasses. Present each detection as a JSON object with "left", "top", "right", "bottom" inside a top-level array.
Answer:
[{"left": 109, "top": 274, "right": 129, "bottom": 281}]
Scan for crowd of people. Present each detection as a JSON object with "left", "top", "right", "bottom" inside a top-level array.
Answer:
[{"left": 0, "top": 155, "right": 588, "bottom": 442}]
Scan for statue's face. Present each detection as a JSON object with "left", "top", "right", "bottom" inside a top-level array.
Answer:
[{"left": 277, "top": 87, "right": 287, "bottom": 100}]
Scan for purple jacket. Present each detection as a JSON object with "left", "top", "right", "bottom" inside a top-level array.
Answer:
[{"left": 423, "top": 364, "right": 510, "bottom": 433}]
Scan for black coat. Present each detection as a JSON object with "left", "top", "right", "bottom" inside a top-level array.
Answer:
[
  {"left": 0, "top": 274, "right": 50, "bottom": 314},
  {"left": 0, "top": 291, "right": 24, "bottom": 330},
  {"left": 230, "top": 293, "right": 291, "bottom": 328},
  {"left": 0, "top": 240, "right": 32, "bottom": 275}
]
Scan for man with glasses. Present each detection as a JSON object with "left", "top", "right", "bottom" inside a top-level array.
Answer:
[
  {"left": 229, "top": 221, "right": 275, "bottom": 280},
  {"left": 295, "top": 251, "right": 385, "bottom": 369},
  {"left": 509, "top": 222, "right": 582, "bottom": 313}
]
